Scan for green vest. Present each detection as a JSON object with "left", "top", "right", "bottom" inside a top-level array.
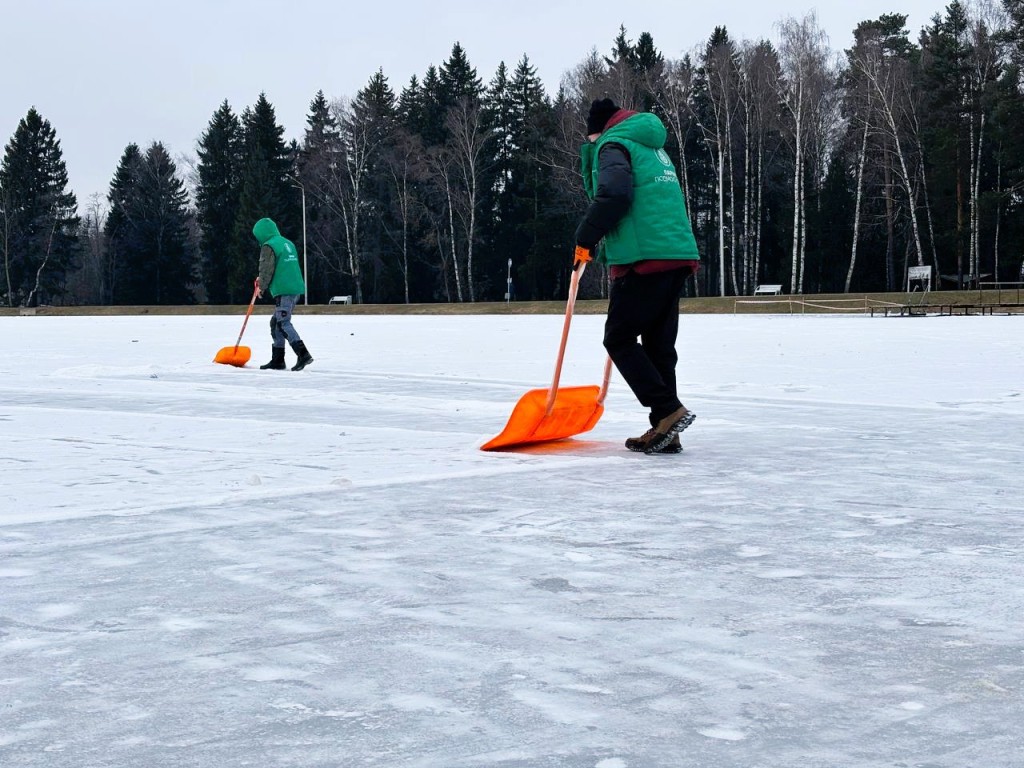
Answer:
[
  {"left": 580, "top": 113, "right": 699, "bottom": 266},
  {"left": 252, "top": 218, "right": 306, "bottom": 297}
]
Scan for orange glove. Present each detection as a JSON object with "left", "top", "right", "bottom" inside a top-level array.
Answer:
[{"left": 574, "top": 245, "right": 593, "bottom": 265}]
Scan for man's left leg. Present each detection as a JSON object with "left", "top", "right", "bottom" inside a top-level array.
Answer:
[
  {"left": 640, "top": 269, "right": 695, "bottom": 452},
  {"left": 604, "top": 271, "right": 686, "bottom": 416},
  {"left": 640, "top": 269, "right": 688, "bottom": 425},
  {"left": 275, "top": 295, "right": 314, "bottom": 371},
  {"left": 606, "top": 269, "right": 694, "bottom": 453}
]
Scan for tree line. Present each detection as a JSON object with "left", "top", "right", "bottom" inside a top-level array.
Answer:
[{"left": 2, "top": 1, "right": 1023, "bottom": 307}]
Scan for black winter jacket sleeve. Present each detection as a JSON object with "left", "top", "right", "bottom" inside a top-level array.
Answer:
[{"left": 574, "top": 143, "right": 634, "bottom": 249}]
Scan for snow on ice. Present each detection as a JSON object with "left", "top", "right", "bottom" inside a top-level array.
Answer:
[{"left": 1, "top": 312, "right": 1022, "bottom": 767}]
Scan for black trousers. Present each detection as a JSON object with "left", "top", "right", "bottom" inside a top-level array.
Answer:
[{"left": 603, "top": 268, "right": 687, "bottom": 426}]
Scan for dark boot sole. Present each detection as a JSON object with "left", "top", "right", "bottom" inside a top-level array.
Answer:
[
  {"left": 627, "top": 443, "right": 682, "bottom": 455},
  {"left": 644, "top": 413, "right": 696, "bottom": 454}
]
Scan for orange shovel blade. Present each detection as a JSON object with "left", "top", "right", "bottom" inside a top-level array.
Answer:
[
  {"left": 481, "top": 385, "right": 604, "bottom": 451},
  {"left": 213, "top": 346, "right": 252, "bottom": 367}
]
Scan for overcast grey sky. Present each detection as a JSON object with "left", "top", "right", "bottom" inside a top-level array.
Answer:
[{"left": 4, "top": 0, "right": 946, "bottom": 209}]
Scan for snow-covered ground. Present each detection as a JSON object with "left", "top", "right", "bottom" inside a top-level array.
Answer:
[{"left": 2, "top": 312, "right": 1022, "bottom": 767}]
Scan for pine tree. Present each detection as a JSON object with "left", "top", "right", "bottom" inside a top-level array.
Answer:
[
  {"left": 301, "top": 91, "right": 339, "bottom": 160},
  {"left": 105, "top": 143, "right": 144, "bottom": 304},
  {"left": 398, "top": 75, "right": 426, "bottom": 132},
  {"left": 484, "top": 55, "right": 564, "bottom": 301},
  {"left": 605, "top": 26, "right": 639, "bottom": 106},
  {"left": 107, "top": 143, "right": 195, "bottom": 304},
  {"left": 601, "top": 26, "right": 664, "bottom": 111},
  {"left": 633, "top": 32, "right": 666, "bottom": 113},
  {"left": 485, "top": 62, "right": 514, "bottom": 174},
  {"left": 346, "top": 70, "right": 399, "bottom": 302},
  {"left": 138, "top": 143, "right": 195, "bottom": 304},
  {"left": 808, "top": 154, "right": 855, "bottom": 292},
  {"left": 419, "top": 66, "right": 446, "bottom": 146},
  {"left": 440, "top": 42, "right": 484, "bottom": 108},
  {"left": 0, "top": 107, "right": 80, "bottom": 307},
  {"left": 989, "top": 64, "right": 1024, "bottom": 279},
  {"left": 196, "top": 101, "right": 243, "bottom": 303},
  {"left": 920, "top": 3, "right": 972, "bottom": 286}
]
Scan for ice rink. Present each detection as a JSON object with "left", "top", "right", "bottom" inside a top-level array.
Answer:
[{"left": 2, "top": 312, "right": 1022, "bottom": 767}]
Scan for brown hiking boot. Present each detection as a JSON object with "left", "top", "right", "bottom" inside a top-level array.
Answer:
[
  {"left": 644, "top": 407, "right": 696, "bottom": 454},
  {"left": 625, "top": 428, "right": 682, "bottom": 454}
]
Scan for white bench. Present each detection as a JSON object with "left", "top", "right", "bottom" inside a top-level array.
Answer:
[
  {"left": 328, "top": 295, "right": 352, "bottom": 305},
  {"left": 753, "top": 284, "right": 783, "bottom": 296}
]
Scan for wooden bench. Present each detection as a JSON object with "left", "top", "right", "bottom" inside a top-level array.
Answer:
[
  {"left": 328, "top": 295, "right": 352, "bottom": 305},
  {"left": 753, "top": 284, "right": 783, "bottom": 296}
]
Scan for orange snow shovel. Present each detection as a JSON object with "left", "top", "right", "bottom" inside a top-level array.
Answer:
[
  {"left": 213, "top": 280, "right": 259, "bottom": 367},
  {"left": 482, "top": 259, "right": 612, "bottom": 451}
]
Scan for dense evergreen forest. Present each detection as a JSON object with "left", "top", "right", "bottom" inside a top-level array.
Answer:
[{"left": 2, "top": 2, "right": 1023, "bottom": 306}]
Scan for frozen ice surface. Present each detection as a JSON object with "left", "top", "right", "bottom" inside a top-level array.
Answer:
[{"left": 1, "top": 313, "right": 1022, "bottom": 767}]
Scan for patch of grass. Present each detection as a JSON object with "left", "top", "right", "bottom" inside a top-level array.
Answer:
[{"left": 2, "top": 290, "right": 1021, "bottom": 317}]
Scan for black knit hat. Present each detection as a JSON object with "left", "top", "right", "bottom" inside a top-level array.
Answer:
[{"left": 586, "top": 98, "right": 619, "bottom": 135}]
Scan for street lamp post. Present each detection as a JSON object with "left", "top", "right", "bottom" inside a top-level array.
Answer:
[{"left": 288, "top": 176, "right": 308, "bottom": 305}]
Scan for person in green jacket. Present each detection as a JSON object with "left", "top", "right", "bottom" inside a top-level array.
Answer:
[
  {"left": 253, "top": 217, "right": 313, "bottom": 371},
  {"left": 575, "top": 99, "right": 700, "bottom": 454}
]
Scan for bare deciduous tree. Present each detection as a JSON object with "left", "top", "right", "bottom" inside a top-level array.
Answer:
[
  {"left": 738, "top": 41, "right": 781, "bottom": 294},
  {"left": 303, "top": 97, "right": 389, "bottom": 304},
  {"left": 706, "top": 36, "right": 741, "bottom": 295},
  {"left": 445, "top": 98, "right": 491, "bottom": 302},
  {"left": 381, "top": 129, "right": 427, "bottom": 304},
  {"left": 776, "top": 12, "right": 839, "bottom": 294},
  {"left": 653, "top": 57, "right": 696, "bottom": 218},
  {"left": 67, "top": 194, "right": 110, "bottom": 304},
  {"left": 850, "top": 29, "right": 927, "bottom": 283},
  {"left": 965, "top": 0, "right": 1008, "bottom": 282}
]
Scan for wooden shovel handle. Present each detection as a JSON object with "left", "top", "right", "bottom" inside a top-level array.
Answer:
[
  {"left": 597, "top": 355, "right": 612, "bottom": 406},
  {"left": 545, "top": 261, "right": 586, "bottom": 414},
  {"left": 233, "top": 281, "right": 260, "bottom": 352}
]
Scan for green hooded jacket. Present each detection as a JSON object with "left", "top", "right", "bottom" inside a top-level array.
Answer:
[
  {"left": 252, "top": 218, "right": 306, "bottom": 297},
  {"left": 580, "top": 113, "right": 699, "bottom": 266}
]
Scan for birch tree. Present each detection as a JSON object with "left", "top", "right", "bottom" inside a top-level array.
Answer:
[
  {"left": 842, "top": 16, "right": 909, "bottom": 292},
  {"left": 850, "top": 23, "right": 929, "bottom": 288},
  {"left": 444, "top": 97, "right": 491, "bottom": 301},
  {"left": 692, "top": 28, "right": 737, "bottom": 296},
  {"left": 423, "top": 145, "right": 462, "bottom": 301},
  {"left": 305, "top": 98, "right": 363, "bottom": 302},
  {"left": 775, "top": 13, "right": 836, "bottom": 294},
  {"left": 381, "top": 129, "right": 427, "bottom": 304},
  {"left": 653, "top": 57, "right": 697, "bottom": 218},
  {"left": 707, "top": 32, "right": 742, "bottom": 294},
  {"left": 305, "top": 76, "right": 395, "bottom": 304},
  {"left": 964, "top": 0, "right": 1007, "bottom": 282},
  {"left": 738, "top": 41, "right": 781, "bottom": 293}
]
